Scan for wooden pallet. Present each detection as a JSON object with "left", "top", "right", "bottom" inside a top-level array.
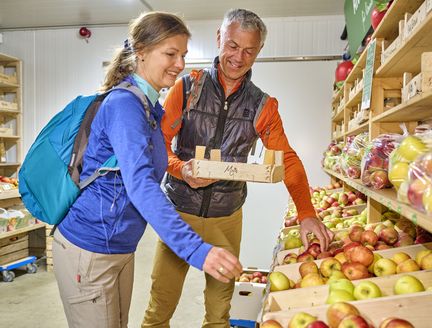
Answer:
[{"left": 191, "top": 146, "right": 285, "bottom": 183}]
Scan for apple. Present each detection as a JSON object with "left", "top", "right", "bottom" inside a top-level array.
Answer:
[
  {"left": 396, "top": 259, "right": 420, "bottom": 273},
  {"left": 269, "top": 271, "right": 291, "bottom": 292},
  {"left": 353, "top": 280, "right": 382, "bottom": 300},
  {"left": 342, "top": 262, "right": 370, "bottom": 280},
  {"left": 395, "top": 219, "right": 416, "bottom": 239},
  {"left": 374, "top": 223, "right": 386, "bottom": 235},
  {"left": 327, "top": 270, "right": 348, "bottom": 283},
  {"left": 370, "top": 170, "right": 391, "bottom": 189},
  {"left": 317, "top": 251, "right": 333, "bottom": 259},
  {"left": 297, "top": 252, "right": 316, "bottom": 263},
  {"left": 349, "top": 226, "right": 365, "bottom": 243},
  {"left": 285, "top": 236, "right": 303, "bottom": 250},
  {"left": 361, "top": 230, "right": 378, "bottom": 246},
  {"left": 261, "top": 276, "right": 268, "bottom": 284},
  {"left": 320, "top": 258, "right": 342, "bottom": 278},
  {"left": 335, "top": 252, "right": 348, "bottom": 265},
  {"left": 394, "top": 234, "right": 414, "bottom": 247},
  {"left": 374, "top": 258, "right": 397, "bottom": 277},
  {"left": 415, "top": 249, "right": 432, "bottom": 265},
  {"left": 307, "top": 243, "right": 322, "bottom": 259},
  {"left": 408, "top": 178, "right": 428, "bottom": 210},
  {"left": 299, "top": 261, "right": 319, "bottom": 278},
  {"left": 391, "top": 252, "right": 411, "bottom": 265},
  {"left": 326, "top": 289, "right": 356, "bottom": 304},
  {"left": 283, "top": 253, "right": 298, "bottom": 265},
  {"left": 393, "top": 274, "right": 425, "bottom": 295},
  {"left": 329, "top": 278, "right": 355, "bottom": 295},
  {"left": 288, "top": 312, "right": 317, "bottom": 328},
  {"left": 420, "top": 252, "right": 432, "bottom": 270},
  {"left": 338, "top": 314, "right": 370, "bottom": 328},
  {"left": 398, "top": 136, "right": 427, "bottom": 161},
  {"left": 261, "top": 319, "right": 283, "bottom": 328},
  {"left": 389, "top": 162, "right": 410, "bottom": 189},
  {"left": 326, "top": 301, "right": 360, "bottom": 328},
  {"left": 379, "top": 227, "right": 399, "bottom": 245},
  {"left": 368, "top": 253, "right": 383, "bottom": 274},
  {"left": 300, "top": 273, "right": 325, "bottom": 288},
  {"left": 348, "top": 245, "right": 374, "bottom": 267},
  {"left": 379, "top": 317, "right": 414, "bottom": 328},
  {"left": 306, "top": 321, "right": 329, "bottom": 328},
  {"left": 343, "top": 242, "right": 362, "bottom": 259}
]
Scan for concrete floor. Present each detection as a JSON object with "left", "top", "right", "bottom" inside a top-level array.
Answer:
[{"left": 0, "top": 228, "right": 207, "bottom": 328}]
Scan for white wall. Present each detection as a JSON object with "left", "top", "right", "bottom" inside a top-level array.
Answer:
[{"left": 0, "top": 15, "right": 343, "bottom": 268}]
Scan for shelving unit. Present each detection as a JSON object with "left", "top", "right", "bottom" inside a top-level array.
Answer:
[
  {"left": 328, "top": 0, "right": 432, "bottom": 233},
  {"left": 0, "top": 52, "right": 46, "bottom": 272}
]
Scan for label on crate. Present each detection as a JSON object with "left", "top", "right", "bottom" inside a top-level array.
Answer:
[{"left": 361, "top": 38, "right": 377, "bottom": 110}]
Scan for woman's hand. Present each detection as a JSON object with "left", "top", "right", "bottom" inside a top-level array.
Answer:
[{"left": 202, "top": 247, "right": 242, "bottom": 283}]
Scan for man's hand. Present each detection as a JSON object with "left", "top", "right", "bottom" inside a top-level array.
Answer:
[
  {"left": 202, "top": 247, "right": 243, "bottom": 283},
  {"left": 300, "top": 217, "right": 334, "bottom": 253},
  {"left": 181, "top": 159, "right": 217, "bottom": 188}
]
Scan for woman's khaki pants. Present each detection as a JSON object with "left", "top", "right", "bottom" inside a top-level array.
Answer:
[
  {"left": 53, "top": 229, "right": 135, "bottom": 328},
  {"left": 142, "top": 208, "right": 242, "bottom": 328}
]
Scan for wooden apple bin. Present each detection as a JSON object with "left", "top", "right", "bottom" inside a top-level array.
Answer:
[{"left": 191, "top": 146, "right": 285, "bottom": 183}]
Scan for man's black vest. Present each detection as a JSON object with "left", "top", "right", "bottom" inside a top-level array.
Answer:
[{"left": 165, "top": 57, "right": 268, "bottom": 217}]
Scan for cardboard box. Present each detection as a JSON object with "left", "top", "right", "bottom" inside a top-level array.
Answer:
[{"left": 230, "top": 268, "right": 269, "bottom": 321}]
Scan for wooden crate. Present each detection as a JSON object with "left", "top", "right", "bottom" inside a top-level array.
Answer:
[
  {"left": 402, "top": 53, "right": 432, "bottom": 102},
  {"left": 0, "top": 232, "right": 29, "bottom": 265},
  {"left": 273, "top": 242, "right": 432, "bottom": 281},
  {"left": 403, "top": 2, "right": 428, "bottom": 40},
  {"left": 191, "top": 146, "right": 285, "bottom": 183},
  {"left": 262, "top": 291, "right": 432, "bottom": 327},
  {"left": 264, "top": 269, "right": 432, "bottom": 313},
  {"left": 0, "top": 100, "right": 18, "bottom": 111},
  {"left": 0, "top": 67, "right": 17, "bottom": 85}
]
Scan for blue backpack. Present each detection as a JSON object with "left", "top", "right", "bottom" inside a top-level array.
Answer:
[{"left": 19, "top": 82, "right": 155, "bottom": 225}]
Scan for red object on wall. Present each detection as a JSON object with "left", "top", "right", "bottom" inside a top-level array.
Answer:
[
  {"left": 335, "top": 61, "right": 354, "bottom": 82},
  {"left": 78, "top": 27, "right": 92, "bottom": 42},
  {"left": 371, "top": 7, "right": 387, "bottom": 30}
]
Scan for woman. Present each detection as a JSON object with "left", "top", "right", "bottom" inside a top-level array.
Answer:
[{"left": 52, "top": 12, "right": 242, "bottom": 328}]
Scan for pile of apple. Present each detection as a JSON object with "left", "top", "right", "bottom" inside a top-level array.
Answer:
[
  {"left": 340, "top": 132, "right": 368, "bottom": 179},
  {"left": 0, "top": 176, "right": 18, "bottom": 187},
  {"left": 235, "top": 270, "right": 268, "bottom": 284},
  {"left": 322, "top": 141, "right": 345, "bottom": 174},
  {"left": 262, "top": 301, "right": 414, "bottom": 328},
  {"left": 361, "top": 134, "right": 400, "bottom": 189},
  {"left": 313, "top": 190, "right": 366, "bottom": 215}
]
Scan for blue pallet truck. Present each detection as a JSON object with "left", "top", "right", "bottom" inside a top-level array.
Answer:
[
  {"left": 0, "top": 255, "right": 37, "bottom": 282},
  {"left": 230, "top": 319, "right": 256, "bottom": 328}
]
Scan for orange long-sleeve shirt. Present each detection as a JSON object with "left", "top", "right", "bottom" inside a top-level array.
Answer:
[{"left": 161, "top": 71, "right": 316, "bottom": 220}]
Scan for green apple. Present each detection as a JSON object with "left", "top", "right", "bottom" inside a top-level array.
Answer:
[
  {"left": 329, "top": 278, "right": 355, "bottom": 295},
  {"left": 393, "top": 274, "right": 425, "bottom": 295},
  {"left": 353, "top": 280, "right": 382, "bottom": 300},
  {"left": 415, "top": 249, "right": 432, "bottom": 265},
  {"left": 288, "top": 312, "right": 317, "bottom": 328},
  {"left": 326, "top": 289, "right": 356, "bottom": 304},
  {"left": 284, "top": 236, "right": 302, "bottom": 250},
  {"left": 327, "top": 270, "right": 347, "bottom": 283},
  {"left": 374, "top": 258, "right": 397, "bottom": 277},
  {"left": 319, "top": 258, "right": 342, "bottom": 278},
  {"left": 391, "top": 252, "right": 411, "bottom": 265},
  {"left": 398, "top": 136, "right": 427, "bottom": 161},
  {"left": 269, "top": 271, "right": 291, "bottom": 292},
  {"left": 388, "top": 161, "right": 410, "bottom": 189}
]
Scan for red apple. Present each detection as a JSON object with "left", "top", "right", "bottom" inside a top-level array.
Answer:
[
  {"left": 370, "top": 170, "right": 391, "bottom": 189},
  {"left": 339, "top": 314, "right": 370, "bottom": 328},
  {"left": 343, "top": 242, "right": 362, "bottom": 259},
  {"left": 326, "top": 302, "right": 360, "bottom": 328},
  {"left": 261, "top": 319, "right": 283, "bottom": 328},
  {"left": 307, "top": 243, "right": 322, "bottom": 259},
  {"left": 342, "top": 262, "right": 370, "bottom": 280},
  {"left": 361, "top": 230, "right": 378, "bottom": 246},
  {"left": 348, "top": 245, "right": 374, "bottom": 267},
  {"left": 379, "top": 227, "right": 399, "bottom": 245},
  {"left": 306, "top": 321, "right": 329, "bottom": 328},
  {"left": 349, "top": 226, "right": 365, "bottom": 243},
  {"left": 297, "top": 252, "right": 315, "bottom": 263},
  {"left": 379, "top": 317, "right": 414, "bottom": 328},
  {"left": 408, "top": 178, "right": 428, "bottom": 210}
]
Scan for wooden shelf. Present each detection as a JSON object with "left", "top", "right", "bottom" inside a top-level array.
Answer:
[
  {"left": 372, "top": 0, "right": 425, "bottom": 40},
  {"left": 0, "top": 188, "right": 20, "bottom": 200},
  {"left": 0, "top": 223, "right": 45, "bottom": 240},
  {"left": 345, "top": 121, "right": 369, "bottom": 136},
  {"left": 373, "top": 90, "right": 432, "bottom": 122},
  {"left": 0, "top": 162, "right": 20, "bottom": 167},
  {"left": 0, "top": 80, "right": 18, "bottom": 88},
  {"left": 0, "top": 109, "right": 20, "bottom": 115},
  {"left": 331, "top": 106, "right": 344, "bottom": 122},
  {"left": 376, "top": 9, "right": 432, "bottom": 77},
  {"left": 345, "top": 86, "right": 363, "bottom": 108},
  {"left": 345, "top": 45, "right": 368, "bottom": 84},
  {"left": 324, "top": 168, "right": 432, "bottom": 233},
  {"left": 0, "top": 134, "right": 19, "bottom": 139}
]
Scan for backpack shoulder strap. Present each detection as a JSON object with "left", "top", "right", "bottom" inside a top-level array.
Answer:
[
  {"left": 184, "top": 69, "right": 208, "bottom": 113},
  {"left": 115, "top": 81, "right": 157, "bottom": 130}
]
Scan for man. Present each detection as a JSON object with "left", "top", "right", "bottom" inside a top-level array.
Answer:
[{"left": 142, "top": 8, "right": 333, "bottom": 328}]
